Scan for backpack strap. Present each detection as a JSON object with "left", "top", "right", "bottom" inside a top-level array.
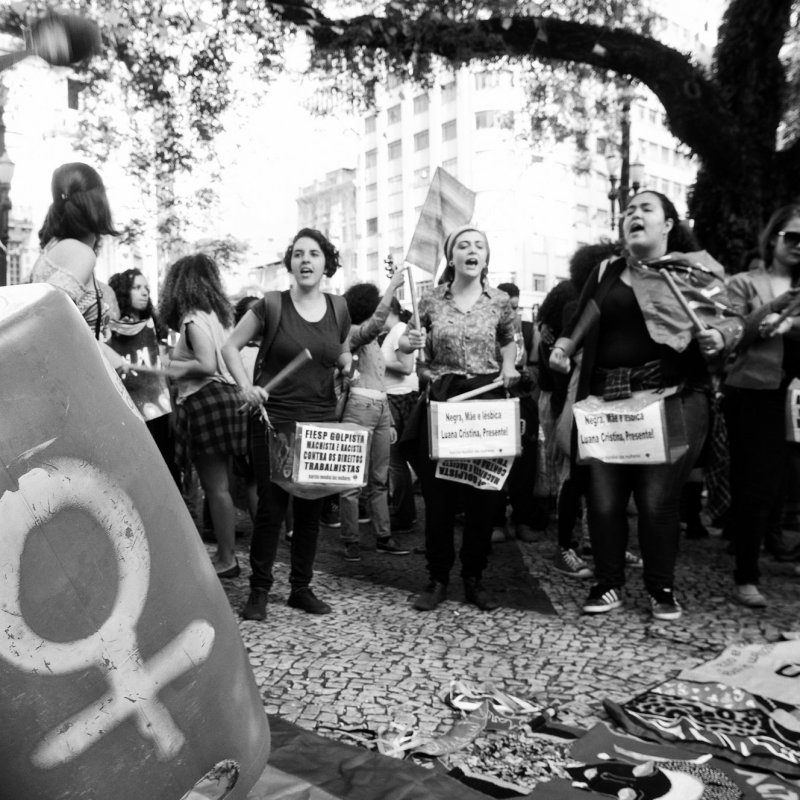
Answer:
[
  {"left": 328, "top": 292, "right": 349, "bottom": 344},
  {"left": 253, "top": 290, "right": 283, "bottom": 386}
]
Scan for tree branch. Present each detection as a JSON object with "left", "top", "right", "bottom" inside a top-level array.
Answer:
[{"left": 304, "top": 12, "right": 741, "bottom": 172}]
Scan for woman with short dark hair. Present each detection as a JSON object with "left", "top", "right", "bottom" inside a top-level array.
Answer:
[{"left": 223, "top": 229, "right": 352, "bottom": 621}]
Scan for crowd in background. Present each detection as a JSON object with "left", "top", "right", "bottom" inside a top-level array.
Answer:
[{"left": 30, "top": 161, "right": 800, "bottom": 624}]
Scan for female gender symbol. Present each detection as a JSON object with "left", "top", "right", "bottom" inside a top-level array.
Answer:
[{"left": 0, "top": 457, "right": 215, "bottom": 768}]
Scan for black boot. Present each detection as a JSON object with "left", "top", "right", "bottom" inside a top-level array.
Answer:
[
  {"left": 463, "top": 576, "right": 499, "bottom": 611},
  {"left": 681, "top": 482, "right": 708, "bottom": 539},
  {"left": 413, "top": 581, "right": 447, "bottom": 611}
]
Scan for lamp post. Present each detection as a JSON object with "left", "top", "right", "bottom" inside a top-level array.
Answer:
[
  {"left": 0, "top": 80, "right": 15, "bottom": 288},
  {"left": 605, "top": 83, "right": 645, "bottom": 232}
]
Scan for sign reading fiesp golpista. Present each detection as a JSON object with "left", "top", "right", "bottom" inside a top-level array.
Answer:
[
  {"left": 429, "top": 399, "right": 521, "bottom": 460},
  {"left": 295, "top": 423, "right": 369, "bottom": 486}
]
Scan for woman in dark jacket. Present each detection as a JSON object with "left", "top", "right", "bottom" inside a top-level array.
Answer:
[
  {"left": 723, "top": 204, "right": 800, "bottom": 608},
  {"left": 550, "top": 191, "right": 742, "bottom": 621}
]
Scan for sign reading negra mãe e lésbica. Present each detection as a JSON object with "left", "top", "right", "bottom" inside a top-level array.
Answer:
[{"left": 428, "top": 399, "right": 521, "bottom": 460}]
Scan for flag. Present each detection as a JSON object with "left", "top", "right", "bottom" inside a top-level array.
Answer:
[{"left": 404, "top": 168, "right": 476, "bottom": 273}]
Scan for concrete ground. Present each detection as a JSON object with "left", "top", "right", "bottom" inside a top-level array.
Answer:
[{"left": 210, "top": 507, "right": 800, "bottom": 788}]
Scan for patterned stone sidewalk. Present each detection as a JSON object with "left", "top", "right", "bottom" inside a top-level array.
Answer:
[{"left": 212, "top": 515, "right": 800, "bottom": 788}]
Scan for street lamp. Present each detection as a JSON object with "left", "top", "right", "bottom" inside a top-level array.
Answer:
[
  {"left": 605, "top": 82, "right": 647, "bottom": 231},
  {"left": 0, "top": 81, "right": 14, "bottom": 288}
]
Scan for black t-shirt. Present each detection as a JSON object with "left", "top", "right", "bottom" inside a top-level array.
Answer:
[{"left": 252, "top": 293, "right": 342, "bottom": 424}]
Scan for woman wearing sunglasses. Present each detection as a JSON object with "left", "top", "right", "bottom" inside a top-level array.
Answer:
[{"left": 724, "top": 205, "right": 800, "bottom": 608}]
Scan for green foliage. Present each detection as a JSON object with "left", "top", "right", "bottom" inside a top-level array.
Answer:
[{"left": 194, "top": 235, "right": 251, "bottom": 272}]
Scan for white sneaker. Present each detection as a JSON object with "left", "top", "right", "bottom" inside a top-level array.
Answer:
[{"left": 735, "top": 584, "right": 768, "bottom": 608}]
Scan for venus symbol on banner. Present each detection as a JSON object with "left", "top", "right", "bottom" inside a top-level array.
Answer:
[{"left": 0, "top": 458, "right": 215, "bottom": 768}]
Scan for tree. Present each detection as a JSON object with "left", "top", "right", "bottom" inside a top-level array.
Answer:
[{"left": 266, "top": 0, "right": 799, "bottom": 271}]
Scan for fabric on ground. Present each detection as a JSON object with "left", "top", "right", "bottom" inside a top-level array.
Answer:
[
  {"left": 570, "top": 722, "right": 800, "bottom": 800},
  {"left": 604, "top": 678, "right": 800, "bottom": 777},
  {"left": 249, "top": 715, "right": 495, "bottom": 799},
  {"left": 679, "top": 640, "right": 800, "bottom": 704},
  {"left": 311, "top": 526, "right": 556, "bottom": 615}
]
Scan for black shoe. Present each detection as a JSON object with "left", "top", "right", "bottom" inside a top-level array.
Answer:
[
  {"left": 216, "top": 558, "right": 241, "bottom": 579},
  {"left": 649, "top": 587, "right": 682, "bottom": 620},
  {"left": 376, "top": 537, "right": 411, "bottom": 555},
  {"left": 287, "top": 587, "right": 332, "bottom": 614},
  {"left": 582, "top": 584, "right": 622, "bottom": 614},
  {"left": 463, "top": 576, "right": 500, "bottom": 611},
  {"left": 413, "top": 581, "right": 447, "bottom": 611},
  {"left": 343, "top": 542, "right": 362, "bottom": 562},
  {"left": 241, "top": 588, "right": 268, "bottom": 621}
]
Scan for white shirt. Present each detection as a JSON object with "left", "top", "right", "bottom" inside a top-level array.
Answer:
[{"left": 381, "top": 321, "right": 419, "bottom": 395}]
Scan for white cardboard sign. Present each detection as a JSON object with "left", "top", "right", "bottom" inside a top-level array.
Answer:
[
  {"left": 428, "top": 399, "right": 521, "bottom": 460},
  {"left": 294, "top": 423, "right": 369, "bottom": 486},
  {"left": 573, "top": 388, "right": 679, "bottom": 465}
]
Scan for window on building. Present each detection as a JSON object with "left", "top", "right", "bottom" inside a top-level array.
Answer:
[
  {"left": 367, "top": 251, "right": 379, "bottom": 270},
  {"left": 365, "top": 115, "right": 376, "bottom": 133},
  {"left": 413, "top": 94, "right": 429, "bottom": 114},
  {"left": 661, "top": 145, "right": 670, "bottom": 163},
  {"left": 441, "top": 81, "right": 456, "bottom": 103},
  {"left": 443, "top": 158, "right": 457, "bottom": 175},
  {"left": 389, "top": 211, "right": 403, "bottom": 231},
  {"left": 442, "top": 120, "right": 457, "bottom": 141},
  {"left": 414, "top": 130, "right": 429, "bottom": 151},
  {"left": 533, "top": 274, "right": 547, "bottom": 293},
  {"left": 388, "top": 139, "right": 402, "bottom": 160},
  {"left": 387, "top": 104, "right": 401, "bottom": 124},
  {"left": 475, "top": 110, "right": 499, "bottom": 129},
  {"left": 366, "top": 217, "right": 378, "bottom": 235},
  {"left": 575, "top": 204, "right": 590, "bottom": 224},
  {"left": 649, "top": 108, "right": 658, "bottom": 125},
  {"left": 365, "top": 183, "right": 377, "bottom": 202},
  {"left": 414, "top": 166, "right": 430, "bottom": 183},
  {"left": 67, "top": 78, "right": 85, "bottom": 110},
  {"left": 387, "top": 73, "right": 401, "bottom": 90},
  {"left": 365, "top": 149, "right": 377, "bottom": 168},
  {"left": 388, "top": 174, "right": 403, "bottom": 194}
]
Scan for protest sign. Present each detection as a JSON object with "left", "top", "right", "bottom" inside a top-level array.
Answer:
[
  {"left": 435, "top": 457, "right": 514, "bottom": 491},
  {"left": 269, "top": 422, "right": 371, "bottom": 499},
  {"left": 786, "top": 378, "right": 800, "bottom": 442},
  {"left": 428, "top": 399, "right": 521, "bottom": 460},
  {"left": 573, "top": 388, "right": 686, "bottom": 465}
]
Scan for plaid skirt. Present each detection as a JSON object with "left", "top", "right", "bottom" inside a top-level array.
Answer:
[{"left": 174, "top": 381, "right": 248, "bottom": 473}]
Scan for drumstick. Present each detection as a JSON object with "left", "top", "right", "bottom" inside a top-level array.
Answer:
[
  {"left": 447, "top": 377, "right": 504, "bottom": 402},
  {"left": 238, "top": 348, "right": 312, "bottom": 412}
]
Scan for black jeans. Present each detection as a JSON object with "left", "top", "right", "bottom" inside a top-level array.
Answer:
[
  {"left": 586, "top": 390, "right": 708, "bottom": 593},
  {"left": 249, "top": 419, "right": 323, "bottom": 592},
  {"left": 723, "top": 387, "right": 786, "bottom": 585}
]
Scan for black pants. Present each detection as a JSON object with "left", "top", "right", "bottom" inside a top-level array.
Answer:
[
  {"left": 586, "top": 390, "right": 708, "bottom": 593},
  {"left": 249, "top": 419, "right": 323, "bottom": 592},
  {"left": 724, "top": 387, "right": 786, "bottom": 585}
]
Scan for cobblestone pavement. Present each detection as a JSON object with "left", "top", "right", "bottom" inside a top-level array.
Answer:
[{"left": 211, "top": 509, "right": 800, "bottom": 788}]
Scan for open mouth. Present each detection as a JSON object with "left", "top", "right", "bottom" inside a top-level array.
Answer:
[
  {"left": 628, "top": 222, "right": 645, "bottom": 234},
  {"left": 465, "top": 257, "right": 480, "bottom": 266}
]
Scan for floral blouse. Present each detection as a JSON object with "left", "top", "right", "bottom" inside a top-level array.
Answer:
[{"left": 418, "top": 283, "right": 516, "bottom": 381}]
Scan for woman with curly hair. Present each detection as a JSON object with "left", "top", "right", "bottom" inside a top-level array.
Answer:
[
  {"left": 159, "top": 253, "right": 247, "bottom": 579},
  {"left": 223, "top": 229, "right": 352, "bottom": 621}
]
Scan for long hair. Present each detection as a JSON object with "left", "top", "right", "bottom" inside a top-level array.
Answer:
[
  {"left": 344, "top": 282, "right": 380, "bottom": 325},
  {"left": 158, "top": 253, "right": 233, "bottom": 332},
  {"left": 626, "top": 190, "right": 698, "bottom": 253},
  {"left": 38, "top": 162, "right": 119, "bottom": 248},
  {"left": 282, "top": 228, "right": 341, "bottom": 278},
  {"left": 760, "top": 204, "right": 800, "bottom": 271},
  {"left": 109, "top": 268, "right": 167, "bottom": 339}
]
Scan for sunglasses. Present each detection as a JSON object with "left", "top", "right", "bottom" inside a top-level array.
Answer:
[{"left": 778, "top": 230, "right": 800, "bottom": 247}]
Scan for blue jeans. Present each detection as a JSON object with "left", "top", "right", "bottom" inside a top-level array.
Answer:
[
  {"left": 586, "top": 390, "right": 708, "bottom": 593},
  {"left": 339, "top": 394, "right": 392, "bottom": 542}
]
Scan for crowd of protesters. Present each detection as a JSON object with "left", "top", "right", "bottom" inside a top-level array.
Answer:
[{"left": 31, "top": 161, "right": 800, "bottom": 623}]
